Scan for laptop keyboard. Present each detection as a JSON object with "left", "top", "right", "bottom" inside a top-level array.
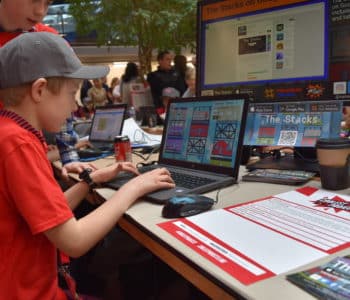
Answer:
[
  {"left": 169, "top": 171, "right": 215, "bottom": 189},
  {"left": 116, "top": 165, "right": 216, "bottom": 189}
]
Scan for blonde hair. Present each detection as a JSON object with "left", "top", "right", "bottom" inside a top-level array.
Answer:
[
  {"left": 185, "top": 68, "right": 196, "bottom": 81},
  {"left": 0, "top": 77, "right": 81, "bottom": 107}
]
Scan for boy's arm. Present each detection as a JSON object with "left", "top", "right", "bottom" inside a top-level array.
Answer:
[
  {"left": 44, "top": 168, "right": 175, "bottom": 258},
  {"left": 64, "top": 181, "right": 91, "bottom": 210},
  {"left": 63, "top": 162, "right": 135, "bottom": 209}
]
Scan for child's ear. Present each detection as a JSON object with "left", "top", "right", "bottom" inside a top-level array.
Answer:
[{"left": 31, "top": 78, "right": 48, "bottom": 103}]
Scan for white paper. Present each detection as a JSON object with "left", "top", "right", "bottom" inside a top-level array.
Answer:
[
  {"left": 122, "top": 118, "right": 161, "bottom": 147},
  {"left": 180, "top": 188, "right": 350, "bottom": 274}
]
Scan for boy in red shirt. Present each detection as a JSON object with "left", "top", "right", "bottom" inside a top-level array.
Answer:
[{"left": 0, "top": 32, "right": 174, "bottom": 300}]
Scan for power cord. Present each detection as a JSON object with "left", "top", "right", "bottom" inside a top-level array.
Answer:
[
  {"left": 293, "top": 148, "right": 318, "bottom": 163},
  {"left": 214, "top": 189, "right": 221, "bottom": 204},
  {"left": 258, "top": 146, "right": 318, "bottom": 163},
  {"left": 132, "top": 145, "right": 160, "bottom": 161}
]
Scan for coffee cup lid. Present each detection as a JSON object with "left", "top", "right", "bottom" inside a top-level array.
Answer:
[{"left": 316, "top": 138, "right": 350, "bottom": 149}]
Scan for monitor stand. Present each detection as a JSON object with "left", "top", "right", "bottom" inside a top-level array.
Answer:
[{"left": 246, "top": 147, "right": 319, "bottom": 174}]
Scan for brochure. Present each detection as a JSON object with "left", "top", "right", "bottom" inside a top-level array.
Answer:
[{"left": 287, "top": 256, "right": 350, "bottom": 300}]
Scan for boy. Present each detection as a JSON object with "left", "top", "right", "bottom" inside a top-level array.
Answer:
[{"left": 0, "top": 32, "right": 174, "bottom": 300}]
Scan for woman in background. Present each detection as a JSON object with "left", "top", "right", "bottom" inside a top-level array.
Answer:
[
  {"left": 174, "top": 54, "right": 188, "bottom": 96},
  {"left": 120, "top": 62, "right": 152, "bottom": 109}
]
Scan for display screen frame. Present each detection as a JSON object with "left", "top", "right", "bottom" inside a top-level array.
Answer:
[{"left": 196, "top": 0, "right": 329, "bottom": 94}]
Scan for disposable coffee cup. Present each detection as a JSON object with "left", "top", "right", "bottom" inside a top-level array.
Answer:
[{"left": 316, "top": 138, "right": 350, "bottom": 190}]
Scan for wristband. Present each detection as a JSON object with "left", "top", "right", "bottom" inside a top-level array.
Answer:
[{"left": 79, "top": 168, "right": 98, "bottom": 191}]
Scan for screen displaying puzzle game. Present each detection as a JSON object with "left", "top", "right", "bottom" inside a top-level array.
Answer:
[{"left": 162, "top": 98, "right": 246, "bottom": 168}]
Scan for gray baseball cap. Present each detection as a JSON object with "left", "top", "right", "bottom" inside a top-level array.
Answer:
[{"left": 0, "top": 32, "right": 109, "bottom": 89}]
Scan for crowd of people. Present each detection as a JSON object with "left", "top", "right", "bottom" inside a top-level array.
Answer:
[{"left": 76, "top": 51, "right": 196, "bottom": 123}]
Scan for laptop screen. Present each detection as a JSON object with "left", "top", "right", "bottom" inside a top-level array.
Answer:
[
  {"left": 160, "top": 95, "right": 248, "bottom": 176},
  {"left": 89, "top": 105, "right": 127, "bottom": 142},
  {"left": 243, "top": 100, "right": 343, "bottom": 147}
]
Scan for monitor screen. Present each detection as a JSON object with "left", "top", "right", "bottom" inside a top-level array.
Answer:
[
  {"left": 89, "top": 105, "right": 126, "bottom": 142},
  {"left": 161, "top": 96, "right": 248, "bottom": 169},
  {"left": 244, "top": 100, "right": 343, "bottom": 148},
  {"left": 199, "top": 0, "right": 326, "bottom": 90}
]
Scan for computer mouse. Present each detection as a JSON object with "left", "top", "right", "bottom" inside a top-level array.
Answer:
[
  {"left": 161, "top": 194, "right": 215, "bottom": 219},
  {"left": 78, "top": 148, "right": 103, "bottom": 158}
]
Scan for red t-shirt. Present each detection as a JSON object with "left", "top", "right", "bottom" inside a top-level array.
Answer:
[
  {"left": 0, "top": 23, "right": 58, "bottom": 109},
  {"left": 0, "top": 23, "right": 57, "bottom": 46},
  {"left": 0, "top": 114, "right": 73, "bottom": 299}
]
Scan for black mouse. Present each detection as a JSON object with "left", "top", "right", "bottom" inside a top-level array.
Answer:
[
  {"left": 78, "top": 148, "right": 103, "bottom": 158},
  {"left": 162, "top": 194, "right": 215, "bottom": 218}
]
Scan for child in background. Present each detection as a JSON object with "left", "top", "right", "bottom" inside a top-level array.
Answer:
[
  {"left": 182, "top": 68, "right": 196, "bottom": 98},
  {"left": 157, "top": 87, "right": 180, "bottom": 120},
  {"left": 0, "top": 32, "right": 174, "bottom": 300}
]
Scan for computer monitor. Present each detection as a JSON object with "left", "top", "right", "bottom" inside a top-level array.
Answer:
[
  {"left": 197, "top": 0, "right": 327, "bottom": 94},
  {"left": 244, "top": 100, "right": 343, "bottom": 172}
]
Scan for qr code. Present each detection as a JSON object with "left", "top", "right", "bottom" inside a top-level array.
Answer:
[{"left": 278, "top": 130, "right": 298, "bottom": 146}]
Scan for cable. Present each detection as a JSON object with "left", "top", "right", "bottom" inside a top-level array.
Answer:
[
  {"left": 214, "top": 189, "right": 221, "bottom": 204},
  {"left": 259, "top": 146, "right": 318, "bottom": 164},
  {"left": 133, "top": 129, "right": 161, "bottom": 144},
  {"left": 293, "top": 148, "right": 319, "bottom": 163},
  {"left": 132, "top": 145, "right": 160, "bottom": 161}
]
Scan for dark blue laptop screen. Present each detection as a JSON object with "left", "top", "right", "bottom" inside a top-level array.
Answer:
[
  {"left": 162, "top": 98, "right": 246, "bottom": 168},
  {"left": 244, "top": 100, "right": 343, "bottom": 147}
]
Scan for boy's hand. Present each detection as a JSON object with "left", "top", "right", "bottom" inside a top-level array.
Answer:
[
  {"left": 61, "top": 162, "right": 97, "bottom": 180},
  {"left": 90, "top": 162, "right": 139, "bottom": 184},
  {"left": 121, "top": 168, "right": 175, "bottom": 199}
]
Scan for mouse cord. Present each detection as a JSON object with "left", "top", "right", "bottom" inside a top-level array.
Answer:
[{"left": 215, "top": 189, "right": 221, "bottom": 204}]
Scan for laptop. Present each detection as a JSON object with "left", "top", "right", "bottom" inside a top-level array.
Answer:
[
  {"left": 104, "top": 95, "right": 249, "bottom": 203},
  {"left": 78, "top": 104, "right": 127, "bottom": 158}
]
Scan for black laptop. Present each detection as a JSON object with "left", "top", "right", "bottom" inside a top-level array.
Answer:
[
  {"left": 78, "top": 104, "right": 127, "bottom": 157},
  {"left": 104, "top": 95, "right": 249, "bottom": 203}
]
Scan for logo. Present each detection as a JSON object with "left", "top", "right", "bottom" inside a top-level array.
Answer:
[
  {"left": 306, "top": 83, "right": 325, "bottom": 99},
  {"left": 264, "top": 87, "right": 275, "bottom": 99},
  {"left": 312, "top": 196, "right": 350, "bottom": 213}
]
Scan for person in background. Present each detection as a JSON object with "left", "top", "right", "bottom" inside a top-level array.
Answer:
[
  {"left": 112, "top": 79, "right": 121, "bottom": 103},
  {"left": 120, "top": 62, "right": 152, "bottom": 107},
  {"left": 120, "top": 62, "right": 143, "bottom": 107},
  {"left": 157, "top": 87, "right": 180, "bottom": 120},
  {"left": 0, "top": 31, "right": 175, "bottom": 300},
  {"left": 174, "top": 54, "right": 188, "bottom": 92},
  {"left": 87, "top": 78, "right": 108, "bottom": 109},
  {"left": 80, "top": 79, "right": 93, "bottom": 105},
  {"left": 108, "top": 76, "right": 121, "bottom": 103},
  {"left": 101, "top": 76, "right": 110, "bottom": 103},
  {"left": 147, "top": 50, "right": 186, "bottom": 108},
  {"left": 341, "top": 105, "right": 350, "bottom": 138},
  {"left": 182, "top": 68, "right": 196, "bottom": 98},
  {"left": 0, "top": 0, "right": 94, "bottom": 176}
]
